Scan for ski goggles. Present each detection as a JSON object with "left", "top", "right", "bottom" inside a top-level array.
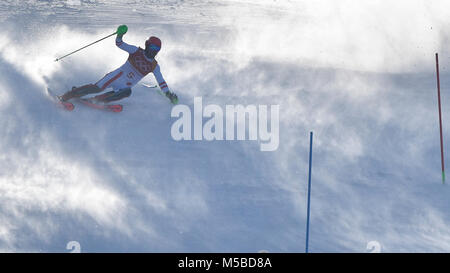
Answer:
[{"left": 148, "top": 44, "right": 160, "bottom": 51}]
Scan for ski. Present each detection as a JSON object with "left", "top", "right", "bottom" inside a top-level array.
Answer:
[
  {"left": 47, "top": 88, "right": 75, "bottom": 111},
  {"left": 142, "top": 83, "right": 158, "bottom": 89},
  {"left": 77, "top": 98, "right": 123, "bottom": 113},
  {"left": 141, "top": 83, "right": 178, "bottom": 104}
]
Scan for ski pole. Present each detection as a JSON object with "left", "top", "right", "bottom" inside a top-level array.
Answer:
[
  {"left": 54, "top": 31, "right": 117, "bottom": 62},
  {"left": 435, "top": 53, "right": 446, "bottom": 184}
]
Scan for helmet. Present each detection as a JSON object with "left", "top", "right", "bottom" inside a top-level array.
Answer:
[
  {"left": 145, "top": 36, "right": 161, "bottom": 58},
  {"left": 145, "top": 36, "right": 161, "bottom": 52}
]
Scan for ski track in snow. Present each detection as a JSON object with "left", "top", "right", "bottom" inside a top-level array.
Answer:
[{"left": 0, "top": 0, "right": 450, "bottom": 252}]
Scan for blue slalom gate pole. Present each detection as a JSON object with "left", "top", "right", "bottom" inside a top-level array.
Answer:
[{"left": 305, "top": 131, "right": 313, "bottom": 253}]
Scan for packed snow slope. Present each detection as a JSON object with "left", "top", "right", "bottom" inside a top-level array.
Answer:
[{"left": 1, "top": 0, "right": 450, "bottom": 252}]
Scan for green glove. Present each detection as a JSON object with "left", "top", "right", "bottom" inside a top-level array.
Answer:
[{"left": 116, "top": 25, "right": 128, "bottom": 36}]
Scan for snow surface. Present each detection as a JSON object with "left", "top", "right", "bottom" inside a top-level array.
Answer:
[{"left": 1, "top": 0, "right": 450, "bottom": 252}]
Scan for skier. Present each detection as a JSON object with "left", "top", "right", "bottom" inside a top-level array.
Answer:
[{"left": 59, "top": 25, "right": 178, "bottom": 104}]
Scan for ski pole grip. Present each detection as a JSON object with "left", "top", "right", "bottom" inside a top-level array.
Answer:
[{"left": 116, "top": 25, "right": 128, "bottom": 36}]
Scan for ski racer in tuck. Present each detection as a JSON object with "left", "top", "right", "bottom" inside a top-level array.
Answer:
[{"left": 60, "top": 25, "right": 178, "bottom": 104}]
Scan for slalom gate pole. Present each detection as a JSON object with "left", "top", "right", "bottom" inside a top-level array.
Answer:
[
  {"left": 305, "top": 131, "right": 313, "bottom": 253},
  {"left": 435, "top": 53, "right": 446, "bottom": 184},
  {"left": 54, "top": 32, "right": 117, "bottom": 62}
]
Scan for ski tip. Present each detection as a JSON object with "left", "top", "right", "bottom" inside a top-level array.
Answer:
[
  {"left": 108, "top": 104, "right": 123, "bottom": 112},
  {"left": 47, "top": 87, "right": 74, "bottom": 111},
  {"left": 65, "top": 103, "right": 75, "bottom": 111}
]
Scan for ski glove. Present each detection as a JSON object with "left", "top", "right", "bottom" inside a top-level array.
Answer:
[
  {"left": 116, "top": 25, "right": 128, "bottom": 36},
  {"left": 165, "top": 91, "right": 178, "bottom": 104}
]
